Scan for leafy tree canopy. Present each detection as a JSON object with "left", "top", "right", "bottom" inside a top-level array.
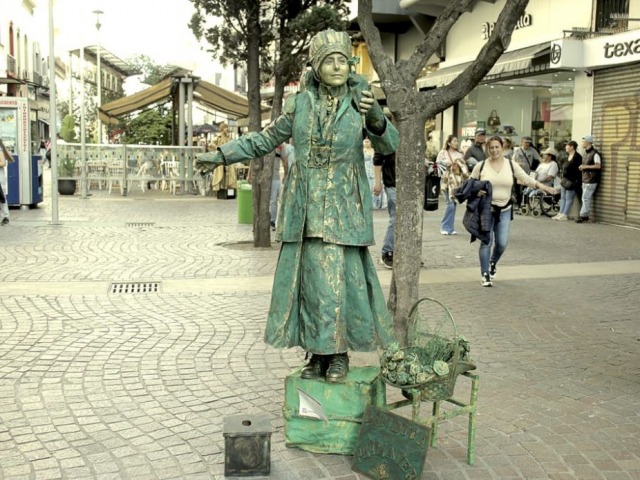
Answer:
[
  {"left": 188, "top": 0, "right": 349, "bottom": 86},
  {"left": 126, "top": 54, "right": 176, "bottom": 86},
  {"left": 121, "top": 108, "right": 172, "bottom": 145},
  {"left": 60, "top": 114, "right": 77, "bottom": 143}
]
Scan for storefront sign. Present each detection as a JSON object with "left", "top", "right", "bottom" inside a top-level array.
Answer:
[
  {"left": 603, "top": 38, "right": 640, "bottom": 59},
  {"left": 36, "top": 99, "right": 50, "bottom": 121},
  {"left": 549, "top": 30, "right": 640, "bottom": 70},
  {"left": 482, "top": 14, "right": 532, "bottom": 40},
  {"left": 584, "top": 29, "right": 640, "bottom": 69},
  {"left": 549, "top": 39, "right": 583, "bottom": 68}
]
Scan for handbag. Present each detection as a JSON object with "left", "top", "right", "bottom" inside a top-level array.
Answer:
[
  {"left": 560, "top": 177, "right": 574, "bottom": 190},
  {"left": 424, "top": 174, "right": 440, "bottom": 211},
  {"left": 487, "top": 109, "right": 501, "bottom": 127},
  {"left": 531, "top": 111, "right": 544, "bottom": 130}
]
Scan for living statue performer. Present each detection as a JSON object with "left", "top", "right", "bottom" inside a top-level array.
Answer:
[
  {"left": 195, "top": 29, "right": 398, "bottom": 383},
  {"left": 209, "top": 122, "right": 237, "bottom": 192}
]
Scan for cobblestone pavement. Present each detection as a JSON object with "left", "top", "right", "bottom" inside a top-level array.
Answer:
[{"left": 0, "top": 176, "right": 639, "bottom": 479}]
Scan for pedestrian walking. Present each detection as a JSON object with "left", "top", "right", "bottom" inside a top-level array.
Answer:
[
  {"left": 0, "top": 138, "right": 14, "bottom": 225},
  {"left": 464, "top": 128, "right": 487, "bottom": 169},
  {"left": 373, "top": 150, "right": 396, "bottom": 267},
  {"left": 436, "top": 135, "right": 468, "bottom": 235},
  {"left": 458, "top": 135, "right": 556, "bottom": 287}
]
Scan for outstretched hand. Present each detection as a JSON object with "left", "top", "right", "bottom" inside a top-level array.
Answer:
[
  {"left": 541, "top": 185, "right": 558, "bottom": 195},
  {"left": 194, "top": 151, "right": 225, "bottom": 176},
  {"left": 360, "top": 90, "right": 386, "bottom": 131},
  {"left": 358, "top": 90, "right": 376, "bottom": 115}
]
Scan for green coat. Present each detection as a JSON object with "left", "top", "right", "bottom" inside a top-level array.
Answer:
[
  {"left": 219, "top": 73, "right": 399, "bottom": 352},
  {"left": 219, "top": 73, "right": 399, "bottom": 246}
]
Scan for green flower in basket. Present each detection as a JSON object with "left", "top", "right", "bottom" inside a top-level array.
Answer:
[
  {"left": 379, "top": 298, "right": 477, "bottom": 402},
  {"left": 433, "top": 360, "right": 449, "bottom": 376}
]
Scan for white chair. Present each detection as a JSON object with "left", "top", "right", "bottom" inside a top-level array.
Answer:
[
  {"left": 107, "top": 158, "right": 131, "bottom": 194},
  {"left": 87, "top": 158, "right": 107, "bottom": 190},
  {"left": 162, "top": 160, "right": 183, "bottom": 195}
]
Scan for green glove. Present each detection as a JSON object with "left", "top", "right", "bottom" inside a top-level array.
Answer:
[
  {"left": 194, "top": 150, "right": 225, "bottom": 175},
  {"left": 365, "top": 100, "right": 386, "bottom": 133}
]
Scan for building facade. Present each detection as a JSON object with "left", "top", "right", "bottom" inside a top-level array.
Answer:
[
  {"left": 365, "top": 0, "right": 639, "bottom": 227},
  {"left": 0, "top": 0, "right": 53, "bottom": 148}
]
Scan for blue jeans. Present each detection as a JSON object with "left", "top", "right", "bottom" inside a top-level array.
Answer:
[
  {"left": 559, "top": 186, "right": 576, "bottom": 216},
  {"left": 479, "top": 207, "right": 512, "bottom": 274},
  {"left": 382, "top": 187, "right": 396, "bottom": 255},
  {"left": 579, "top": 183, "right": 598, "bottom": 218},
  {"left": 270, "top": 179, "right": 281, "bottom": 224},
  {"left": 440, "top": 189, "right": 457, "bottom": 233}
]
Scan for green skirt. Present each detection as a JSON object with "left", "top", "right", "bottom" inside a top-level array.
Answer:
[{"left": 264, "top": 238, "right": 395, "bottom": 354}]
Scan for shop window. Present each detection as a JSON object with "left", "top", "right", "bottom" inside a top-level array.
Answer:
[
  {"left": 456, "top": 72, "right": 575, "bottom": 154},
  {"left": 596, "top": 0, "right": 629, "bottom": 31}
]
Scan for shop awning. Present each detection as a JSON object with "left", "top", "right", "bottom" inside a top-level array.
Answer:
[
  {"left": 99, "top": 77, "right": 270, "bottom": 125},
  {"left": 193, "top": 81, "right": 270, "bottom": 119},
  {"left": 99, "top": 78, "right": 173, "bottom": 124},
  {"left": 417, "top": 43, "right": 551, "bottom": 89},
  {"left": 0, "top": 77, "right": 24, "bottom": 84}
]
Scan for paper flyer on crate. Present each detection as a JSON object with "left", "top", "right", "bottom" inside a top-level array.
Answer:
[{"left": 296, "top": 388, "right": 328, "bottom": 421}]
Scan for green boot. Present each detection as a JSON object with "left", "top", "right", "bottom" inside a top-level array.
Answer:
[
  {"left": 300, "top": 354, "right": 326, "bottom": 380},
  {"left": 325, "top": 353, "right": 349, "bottom": 383}
]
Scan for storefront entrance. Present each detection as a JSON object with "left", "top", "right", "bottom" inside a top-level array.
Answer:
[{"left": 456, "top": 71, "right": 575, "bottom": 153}]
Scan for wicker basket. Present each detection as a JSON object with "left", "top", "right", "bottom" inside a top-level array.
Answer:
[{"left": 381, "top": 298, "right": 474, "bottom": 402}]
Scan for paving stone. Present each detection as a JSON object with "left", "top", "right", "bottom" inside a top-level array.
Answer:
[{"left": 0, "top": 188, "right": 638, "bottom": 479}]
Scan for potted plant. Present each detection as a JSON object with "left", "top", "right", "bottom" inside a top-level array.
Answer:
[{"left": 57, "top": 154, "right": 78, "bottom": 195}]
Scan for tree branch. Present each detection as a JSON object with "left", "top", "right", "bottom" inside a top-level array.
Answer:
[
  {"left": 357, "top": 0, "right": 398, "bottom": 86},
  {"left": 419, "top": 0, "right": 530, "bottom": 115},
  {"left": 402, "top": 0, "right": 474, "bottom": 82}
]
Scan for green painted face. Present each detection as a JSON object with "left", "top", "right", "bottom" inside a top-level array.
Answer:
[{"left": 318, "top": 53, "right": 349, "bottom": 87}]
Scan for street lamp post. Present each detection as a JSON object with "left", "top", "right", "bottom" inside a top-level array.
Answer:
[
  {"left": 48, "top": 0, "right": 60, "bottom": 224},
  {"left": 93, "top": 10, "right": 103, "bottom": 144}
]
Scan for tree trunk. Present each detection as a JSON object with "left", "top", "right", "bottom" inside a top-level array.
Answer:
[
  {"left": 271, "top": 66, "right": 286, "bottom": 120},
  {"left": 246, "top": 2, "right": 272, "bottom": 248},
  {"left": 391, "top": 110, "right": 426, "bottom": 346},
  {"left": 357, "top": 0, "right": 530, "bottom": 345}
]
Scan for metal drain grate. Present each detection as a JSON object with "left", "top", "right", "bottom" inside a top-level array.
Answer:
[
  {"left": 125, "top": 222, "right": 155, "bottom": 227},
  {"left": 109, "top": 282, "right": 162, "bottom": 294}
]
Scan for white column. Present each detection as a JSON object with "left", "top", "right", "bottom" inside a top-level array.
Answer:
[
  {"left": 48, "top": 0, "right": 60, "bottom": 224},
  {"left": 80, "top": 45, "right": 88, "bottom": 199},
  {"left": 94, "top": 10, "right": 103, "bottom": 144}
]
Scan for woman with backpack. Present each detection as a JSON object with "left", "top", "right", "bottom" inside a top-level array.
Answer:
[{"left": 467, "top": 135, "right": 556, "bottom": 287}]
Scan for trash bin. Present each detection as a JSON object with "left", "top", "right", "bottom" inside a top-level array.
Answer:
[{"left": 237, "top": 182, "right": 253, "bottom": 224}]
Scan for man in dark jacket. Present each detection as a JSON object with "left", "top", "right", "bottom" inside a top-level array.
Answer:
[
  {"left": 576, "top": 135, "right": 602, "bottom": 223},
  {"left": 464, "top": 128, "right": 487, "bottom": 170},
  {"left": 373, "top": 151, "right": 396, "bottom": 268}
]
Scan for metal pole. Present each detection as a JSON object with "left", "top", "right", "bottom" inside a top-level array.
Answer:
[
  {"left": 93, "top": 10, "right": 103, "bottom": 144},
  {"left": 178, "top": 80, "right": 186, "bottom": 194},
  {"left": 68, "top": 51, "right": 73, "bottom": 118},
  {"left": 178, "top": 78, "right": 186, "bottom": 148},
  {"left": 186, "top": 78, "right": 194, "bottom": 193},
  {"left": 48, "top": 0, "right": 60, "bottom": 225},
  {"left": 80, "top": 45, "right": 88, "bottom": 199}
]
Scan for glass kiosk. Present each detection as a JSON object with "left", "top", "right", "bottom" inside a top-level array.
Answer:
[{"left": 0, "top": 97, "right": 43, "bottom": 208}]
